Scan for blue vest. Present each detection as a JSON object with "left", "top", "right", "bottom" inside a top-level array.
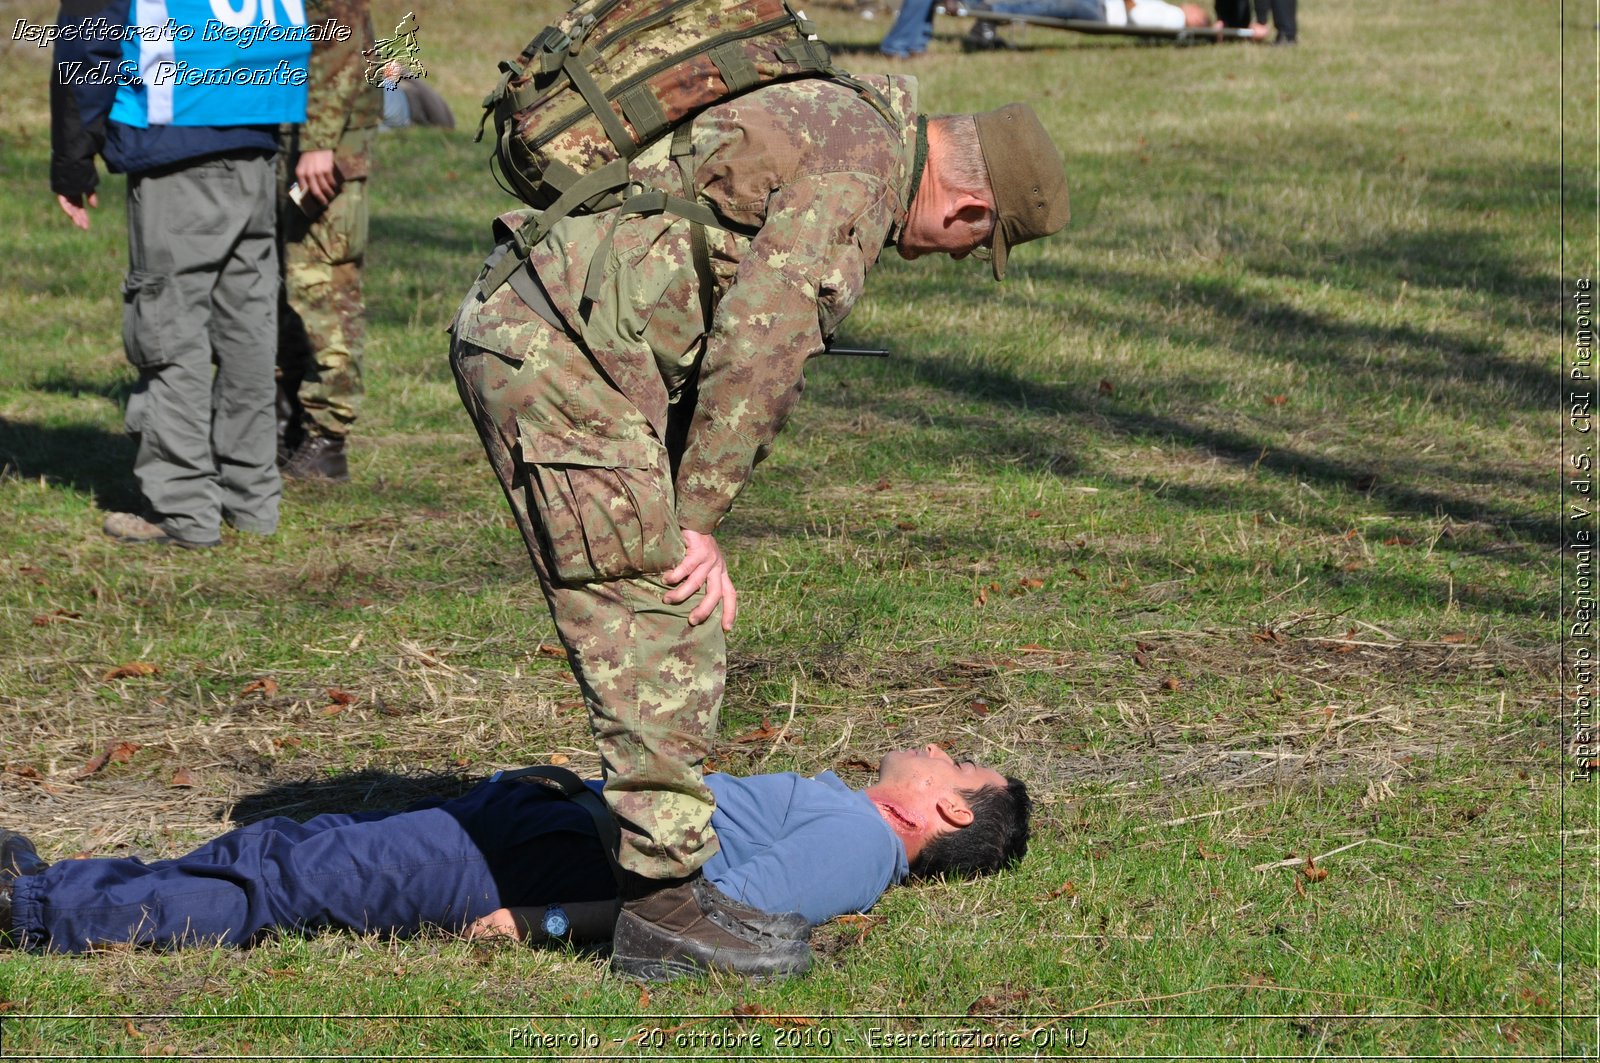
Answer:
[{"left": 110, "top": 0, "right": 311, "bottom": 128}]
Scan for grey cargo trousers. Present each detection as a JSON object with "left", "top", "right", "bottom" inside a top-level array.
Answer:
[{"left": 122, "top": 151, "right": 281, "bottom": 544}]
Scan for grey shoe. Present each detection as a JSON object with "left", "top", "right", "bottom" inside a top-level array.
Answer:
[
  {"left": 102, "top": 512, "right": 218, "bottom": 550},
  {"left": 611, "top": 875, "right": 813, "bottom": 981}
]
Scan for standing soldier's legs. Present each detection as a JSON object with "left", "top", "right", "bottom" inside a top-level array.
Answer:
[
  {"left": 278, "top": 153, "right": 368, "bottom": 482},
  {"left": 450, "top": 278, "right": 720, "bottom": 881},
  {"left": 451, "top": 275, "right": 810, "bottom": 979}
]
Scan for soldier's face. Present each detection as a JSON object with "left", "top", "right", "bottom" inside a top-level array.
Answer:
[{"left": 897, "top": 218, "right": 991, "bottom": 263}]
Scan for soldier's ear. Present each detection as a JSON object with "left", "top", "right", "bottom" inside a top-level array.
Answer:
[{"left": 943, "top": 194, "right": 991, "bottom": 229}]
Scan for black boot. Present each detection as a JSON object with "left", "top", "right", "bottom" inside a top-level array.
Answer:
[
  {"left": 0, "top": 829, "right": 47, "bottom": 880},
  {"left": 276, "top": 383, "right": 306, "bottom": 468},
  {"left": 611, "top": 873, "right": 813, "bottom": 981},
  {"left": 962, "top": 19, "right": 1013, "bottom": 51},
  {"left": 282, "top": 433, "right": 350, "bottom": 483},
  {"left": 0, "top": 829, "right": 48, "bottom": 943}
]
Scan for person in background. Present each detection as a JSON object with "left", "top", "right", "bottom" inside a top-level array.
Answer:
[
  {"left": 277, "top": 0, "right": 383, "bottom": 484},
  {"left": 51, "top": 0, "right": 309, "bottom": 548}
]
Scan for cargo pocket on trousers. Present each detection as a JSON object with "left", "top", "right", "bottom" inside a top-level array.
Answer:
[
  {"left": 121, "top": 271, "right": 178, "bottom": 369},
  {"left": 516, "top": 420, "right": 686, "bottom": 583}
]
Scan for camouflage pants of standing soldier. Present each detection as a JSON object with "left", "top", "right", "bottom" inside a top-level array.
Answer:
[
  {"left": 278, "top": 161, "right": 368, "bottom": 440},
  {"left": 449, "top": 253, "right": 725, "bottom": 882}
]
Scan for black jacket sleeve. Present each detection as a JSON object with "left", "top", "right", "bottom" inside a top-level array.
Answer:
[{"left": 49, "top": 0, "right": 118, "bottom": 196}]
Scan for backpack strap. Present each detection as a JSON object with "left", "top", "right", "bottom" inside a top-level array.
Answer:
[{"left": 489, "top": 764, "right": 625, "bottom": 885}]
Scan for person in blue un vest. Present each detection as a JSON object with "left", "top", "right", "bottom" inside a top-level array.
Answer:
[{"left": 50, "top": 0, "right": 313, "bottom": 549}]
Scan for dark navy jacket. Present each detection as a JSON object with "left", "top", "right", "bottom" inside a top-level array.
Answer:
[{"left": 50, "top": 0, "right": 278, "bottom": 195}]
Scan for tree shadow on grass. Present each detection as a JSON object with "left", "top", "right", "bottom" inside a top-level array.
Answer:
[
  {"left": 229, "top": 769, "right": 476, "bottom": 825},
  {"left": 0, "top": 417, "right": 140, "bottom": 512}
]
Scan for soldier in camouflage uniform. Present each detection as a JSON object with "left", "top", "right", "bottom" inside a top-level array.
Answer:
[
  {"left": 277, "top": 0, "right": 383, "bottom": 483},
  {"left": 451, "top": 76, "right": 1068, "bottom": 979}
]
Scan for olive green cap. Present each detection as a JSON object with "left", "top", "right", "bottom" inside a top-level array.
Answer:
[{"left": 973, "top": 103, "right": 1070, "bottom": 280}]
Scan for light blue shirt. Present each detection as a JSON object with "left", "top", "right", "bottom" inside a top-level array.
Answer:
[{"left": 700, "top": 771, "right": 909, "bottom": 925}]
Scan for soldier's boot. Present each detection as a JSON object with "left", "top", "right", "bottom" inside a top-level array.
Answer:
[
  {"left": 0, "top": 829, "right": 48, "bottom": 943},
  {"left": 282, "top": 432, "right": 350, "bottom": 483},
  {"left": 696, "top": 879, "right": 811, "bottom": 941},
  {"left": 611, "top": 873, "right": 813, "bottom": 982},
  {"left": 276, "top": 383, "right": 305, "bottom": 468}
]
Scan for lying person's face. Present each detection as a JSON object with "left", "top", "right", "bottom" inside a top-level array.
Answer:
[
  {"left": 877, "top": 744, "right": 1007, "bottom": 797},
  {"left": 1181, "top": 3, "right": 1210, "bottom": 26}
]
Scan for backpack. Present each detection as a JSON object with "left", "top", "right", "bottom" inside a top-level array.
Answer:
[{"left": 476, "top": 0, "right": 892, "bottom": 305}]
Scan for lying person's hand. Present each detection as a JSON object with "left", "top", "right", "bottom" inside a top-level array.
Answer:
[{"left": 465, "top": 908, "right": 522, "bottom": 940}]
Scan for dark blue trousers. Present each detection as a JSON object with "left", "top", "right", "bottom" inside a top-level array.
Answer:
[{"left": 10, "top": 781, "right": 617, "bottom": 953}]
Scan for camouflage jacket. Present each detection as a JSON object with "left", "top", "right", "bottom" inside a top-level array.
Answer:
[
  {"left": 299, "top": 0, "right": 382, "bottom": 179},
  {"left": 516, "top": 75, "right": 919, "bottom": 534}
]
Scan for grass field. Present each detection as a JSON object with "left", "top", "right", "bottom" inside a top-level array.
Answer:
[{"left": 0, "top": 0, "right": 1593, "bottom": 1057}]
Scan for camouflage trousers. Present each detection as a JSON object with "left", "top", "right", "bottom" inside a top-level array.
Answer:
[
  {"left": 449, "top": 256, "right": 724, "bottom": 881},
  {"left": 277, "top": 171, "right": 368, "bottom": 438}
]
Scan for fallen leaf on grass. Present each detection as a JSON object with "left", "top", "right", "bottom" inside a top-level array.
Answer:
[
  {"left": 1161, "top": 677, "right": 1183, "bottom": 692},
  {"left": 1045, "top": 880, "right": 1077, "bottom": 900},
  {"left": 833, "top": 913, "right": 885, "bottom": 946},
  {"left": 32, "top": 609, "right": 83, "bottom": 626},
  {"left": 1068, "top": 566, "right": 1088, "bottom": 580},
  {"left": 1301, "top": 856, "right": 1328, "bottom": 883},
  {"left": 102, "top": 662, "right": 158, "bottom": 681},
  {"left": 1265, "top": 394, "right": 1287, "bottom": 406},
  {"left": 78, "top": 742, "right": 141, "bottom": 779},
  {"left": 536, "top": 643, "right": 568, "bottom": 659},
  {"left": 124, "top": 1020, "right": 142, "bottom": 1038},
  {"left": 1132, "top": 651, "right": 1151, "bottom": 669},
  {"left": 1440, "top": 632, "right": 1473, "bottom": 644},
  {"left": 1098, "top": 378, "right": 1114, "bottom": 395},
  {"left": 637, "top": 987, "right": 651, "bottom": 1009},
  {"left": 241, "top": 677, "right": 278, "bottom": 697},
  {"left": 1026, "top": 509, "right": 1043, "bottom": 519},
  {"left": 731, "top": 718, "right": 777, "bottom": 744},
  {"left": 170, "top": 768, "right": 195, "bottom": 788},
  {"left": 895, "top": 521, "right": 916, "bottom": 531},
  {"left": 1251, "top": 628, "right": 1286, "bottom": 644},
  {"left": 838, "top": 757, "right": 874, "bottom": 772},
  {"left": 967, "top": 989, "right": 1030, "bottom": 1016},
  {"left": 547, "top": 753, "right": 570, "bottom": 766},
  {"left": 1018, "top": 577, "right": 1045, "bottom": 591},
  {"left": 1383, "top": 536, "right": 1417, "bottom": 546},
  {"left": 326, "top": 688, "right": 355, "bottom": 706},
  {"left": 1136, "top": 641, "right": 1156, "bottom": 652},
  {"left": 968, "top": 699, "right": 989, "bottom": 716},
  {"left": 1340, "top": 560, "right": 1365, "bottom": 572}
]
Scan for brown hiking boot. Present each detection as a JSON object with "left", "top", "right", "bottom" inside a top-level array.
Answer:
[
  {"left": 693, "top": 878, "right": 811, "bottom": 941},
  {"left": 102, "top": 512, "right": 218, "bottom": 550},
  {"left": 611, "top": 875, "right": 813, "bottom": 981},
  {"left": 282, "top": 433, "right": 349, "bottom": 483}
]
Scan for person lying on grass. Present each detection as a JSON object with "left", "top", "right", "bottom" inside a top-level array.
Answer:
[{"left": 0, "top": 746, "right": 1029, "bottom": 977}]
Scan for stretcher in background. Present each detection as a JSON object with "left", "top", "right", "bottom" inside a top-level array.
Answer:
[{"left": 952, "top": 5, "right": 1259, "bottom": 43}]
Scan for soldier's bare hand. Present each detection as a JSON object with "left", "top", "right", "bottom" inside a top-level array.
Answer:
[
  {"left": 56, "top": 192, "right": 98, "bottom": 231},
  {"left": 295, "top": 149, "right": 339, "bottom": 204},
  {"left": 663, "top": 528, "right": 738, "bottom": 631}
]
